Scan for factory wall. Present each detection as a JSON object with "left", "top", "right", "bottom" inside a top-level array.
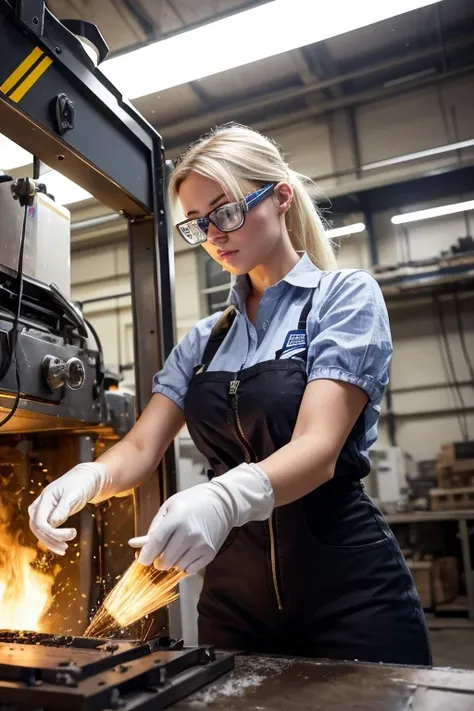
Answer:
[
  {"left": 272, "top": 74, "right": 474, "bottom": 197},
  {"left": 71, "top": 243, "right": 200, "bottom": 389},
  {"left": 70, "top": 72, "right": 474, "bottom": 465}
]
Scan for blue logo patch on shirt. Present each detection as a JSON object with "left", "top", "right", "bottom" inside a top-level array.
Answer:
[{"left": 281, "top": 329, "right": 307, "bottom": 355}]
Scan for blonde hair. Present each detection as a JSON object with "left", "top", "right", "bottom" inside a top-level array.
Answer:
[{"left": 170, "top": 123, "right": 337, "bottom": 270}]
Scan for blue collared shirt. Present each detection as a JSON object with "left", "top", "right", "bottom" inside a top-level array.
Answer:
[{"left": 152, "top": 253, "right": 392, "bottom": 469}]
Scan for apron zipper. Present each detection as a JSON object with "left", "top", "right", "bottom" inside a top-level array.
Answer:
[{"left": 228, "top": 375, "right": 284, "bottom": 612}]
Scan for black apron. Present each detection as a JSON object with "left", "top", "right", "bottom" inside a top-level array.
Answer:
[{"left": 183, "top": 292, "right": 432, "bottom": 665}]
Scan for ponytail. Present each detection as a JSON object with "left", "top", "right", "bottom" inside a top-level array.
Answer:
[{"left": 286, "top": 169, "right": 337, "bottom": 270}]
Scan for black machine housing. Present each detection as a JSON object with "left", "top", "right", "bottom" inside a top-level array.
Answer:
[
  {"left": 0, "top": 269, "right": 106, "bottom": 433},
  {"left": 0, "top": 0, "right": 178, "bottom": 644}
]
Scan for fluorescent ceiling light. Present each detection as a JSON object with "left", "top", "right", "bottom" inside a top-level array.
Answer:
[
  {"left": 0, "top": 133, "right": 32, "bottom": 170},
  {"left": 40, "top": 170, "right": 92, "bottom": 205},
  {"left": 327, "top": 222, "right": 366, "bottom": 238},
  {"left": 391, "top": 200, "right": 474, "bottom": 224},
  {"left": 0, "top": 134, "right": 91, "bottom": 205},
  {"left": 363, "top": 138, "right": 474, "bottom": 172},
  {"left": 101, "top": 0, "right": 441, "bottom": 100}
]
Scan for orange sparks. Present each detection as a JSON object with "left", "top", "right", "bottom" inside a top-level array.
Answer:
[{"left": 84, "top": 560, "right": 185, "bottom": 637}]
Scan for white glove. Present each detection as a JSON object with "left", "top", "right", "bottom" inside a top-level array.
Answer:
[
  {"left": 28, "top": 462, "right": 114, "bottom": 556},
  {"left": 129, "top": 463, "right": 274, "bottom": 575}
]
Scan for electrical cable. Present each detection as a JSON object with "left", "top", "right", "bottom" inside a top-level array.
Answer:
[
  {"left": 453, "top": 290, "right": 474, "bottom": 386},
  {"left": 83, "top": 316, "right": 105, "bottom": 389},
  {"left": 84, "top": 317, "right": 104, "bottom": 359},
  {"left": 432, "top": 296, "right": 464, "bottom": 436},
  {"left": 432, "top": 295, "right": 469, "bottom": 441},
  {"left": 0, "top": 203, "right": 28, "bottom": 428},
  {"left": 436, "top": 295, "right": 469, "bottom": 440}
]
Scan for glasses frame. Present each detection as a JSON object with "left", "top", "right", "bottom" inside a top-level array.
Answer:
[{"left": 176, "top": 183, "right": 275, "bottom": 246}]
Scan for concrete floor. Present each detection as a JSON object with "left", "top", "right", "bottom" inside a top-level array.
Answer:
[{"left": 428, "top": 619, "right": 474, "bottom": 669}]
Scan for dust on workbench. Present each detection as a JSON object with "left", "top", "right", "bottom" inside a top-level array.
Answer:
[
  {"left": 187, "top": 657, "right": 294, "bottom": 706},
  {"left": 176, "top": 655, "right": 474, "bottom": 710}
]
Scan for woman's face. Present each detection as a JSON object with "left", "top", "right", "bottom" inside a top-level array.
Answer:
[{"left": 177, "top": 171, "right": 292, "bottom": 276}]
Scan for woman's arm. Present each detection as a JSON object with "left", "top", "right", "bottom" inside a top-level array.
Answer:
[
  {"left": 261, "top": 270, "right": 392, "bottom": 506},
  {"left": 28, "top": 309, "right": 220, "bottom": 555},
  {"left": 128, "top": 271, "right": 392, "bottom": 573},
  {"left": 128, "top": 379, "right": 367, "bottom": 573},
  {"left": 257, "top": 379, "right": 368, "bottom": 506},
  {"left": 94, "top": 393, "right": 185, "bottom": 498},
  {"left": 128, "top": 381, "right": 368, "bottom": 573},
  {"left": 93, "top": 310, "right": 215, "bottom": 499}
]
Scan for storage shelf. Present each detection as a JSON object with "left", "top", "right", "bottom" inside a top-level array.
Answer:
[
  {"left": 380, "top": 275, "right": 474, "bottom": 305},
  {"left": 434, "top": 596, "right": 469, "bottom": 615},
  {"left": 386, "top": 510, "right": 474, "bottom": 523}
]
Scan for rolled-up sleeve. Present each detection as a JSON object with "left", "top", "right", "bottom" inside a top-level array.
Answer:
[
  {"left": 152, "top": 313, "right": 221, "bottom": 409},
  {"left": 307, "top": 270, "right": 392, "bottom": 402}
]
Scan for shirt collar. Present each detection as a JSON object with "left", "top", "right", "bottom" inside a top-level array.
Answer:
[{"left": 228, "top": 252, "right": 322, "bottom": 312}]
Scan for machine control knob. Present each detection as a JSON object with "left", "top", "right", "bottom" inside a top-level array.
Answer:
[{"left": 42, "top": 355, "right": 86, "bottom": 391}]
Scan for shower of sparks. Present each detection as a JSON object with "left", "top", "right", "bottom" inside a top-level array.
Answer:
[{"left": 84, "top": 560, "right": 185, "bottom": 637}]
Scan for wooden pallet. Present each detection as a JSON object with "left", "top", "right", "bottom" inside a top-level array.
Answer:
[
  {"left": 437, "top": 466, "right": 474, "bottom": 489},
  {"left": 438, "top": 442, "right": 474, "bottom": 467},
  {"left": 436, "top": 443, "right": 474, "bottom": 489},
  {"left": 437, "top": 457, "right": 474, "bottom": 472},
  {"left": 431, "top": 486, "right": 474, "bottom": 511}
]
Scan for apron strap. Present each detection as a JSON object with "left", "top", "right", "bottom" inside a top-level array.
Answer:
[
  {"left": 298, "top": 288, "right": 316, "bottom": 330},
  {"left": 194, "top": 305, "right": 237, "bottom": 374}
]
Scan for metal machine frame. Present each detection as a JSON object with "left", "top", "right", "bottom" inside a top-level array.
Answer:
[{"left": 0, "top": 0, "right": 178, "bottom": 633}]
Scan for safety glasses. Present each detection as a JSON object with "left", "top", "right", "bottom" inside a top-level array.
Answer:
[{"left": 176, "top": 183, "right": 275, "bottom": 246}]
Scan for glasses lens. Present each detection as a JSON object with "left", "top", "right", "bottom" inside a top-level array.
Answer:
[
  {"left": 212, "top": 202, "right": 244, "bottom": 232},
  {"left": 179, "top": 220, "right": 208, "bottom": 245}
]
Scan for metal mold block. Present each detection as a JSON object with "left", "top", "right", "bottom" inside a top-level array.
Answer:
[{"left": 0, "top": 632, "right": 234, "bottom": 710}]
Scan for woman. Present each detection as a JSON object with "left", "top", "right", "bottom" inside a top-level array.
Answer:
[{"left": 29, "top": 124, "right": 431, "bottom": 665}]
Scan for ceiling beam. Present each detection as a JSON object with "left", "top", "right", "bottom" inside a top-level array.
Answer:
[
  {"left": 300, "top": 42, "right": 343, "bottom": 100},
  {"left": 164, "top": 63, "right": 474, "bottom": 158},
  {"left": 156, "top": 34, "right": 474, "bottom": 147},
  {"left": 117, "top": 0, "right": 157, "bottom": 38}
]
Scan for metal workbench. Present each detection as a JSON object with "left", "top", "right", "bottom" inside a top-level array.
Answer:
[
  {"left": 2, "top": 634, "right": 474, "bottom": 710},
  {"left": 386, "top": 510, "right": 474, "bottom": 622},
  {"left": 174, "top": 654, "right": 474, "bottom": 710}
]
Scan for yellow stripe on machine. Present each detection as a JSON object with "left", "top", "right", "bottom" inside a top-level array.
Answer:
[
  {"left": 9, "top": 56, "right": 53, "bottom": 103},
  {"left": 0, "top": 46, "right": 44, "bottom": 95}
]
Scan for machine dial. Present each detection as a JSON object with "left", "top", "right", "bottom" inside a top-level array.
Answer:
[{"left": 42, "top": 355, "right": 86, "bottom": 391}]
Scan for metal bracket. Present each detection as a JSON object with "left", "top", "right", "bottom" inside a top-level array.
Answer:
[
  {"left": 60, "top": 19, "right": 109, "bottom": 64},
  {"left": 14, "top": 0, "right": 45, "bottom": 35},
  {"left": 10, "top": 176, "right": 36, "bottom": 206}
]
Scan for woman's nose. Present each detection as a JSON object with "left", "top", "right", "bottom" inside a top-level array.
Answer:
[{"left": 207, "top": 223, "right": 227, "bottom": 244}]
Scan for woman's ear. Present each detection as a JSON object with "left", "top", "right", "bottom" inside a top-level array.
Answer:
[{"left": 274, "top": 182, "right": 293, "bottom": 215}]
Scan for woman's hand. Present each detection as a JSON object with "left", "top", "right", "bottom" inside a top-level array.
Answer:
[
  {"left": 28, "top": 462, "right": 112, "bottom": 555},
  {"left": 129, "top": 463, "right": 274, "bottom": 574},
  {"left": 129, "top": 483, "right": 234, "bottom": 574},
  {"left": 28, "top": 394, "right": 185, "bottom": 556}
]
